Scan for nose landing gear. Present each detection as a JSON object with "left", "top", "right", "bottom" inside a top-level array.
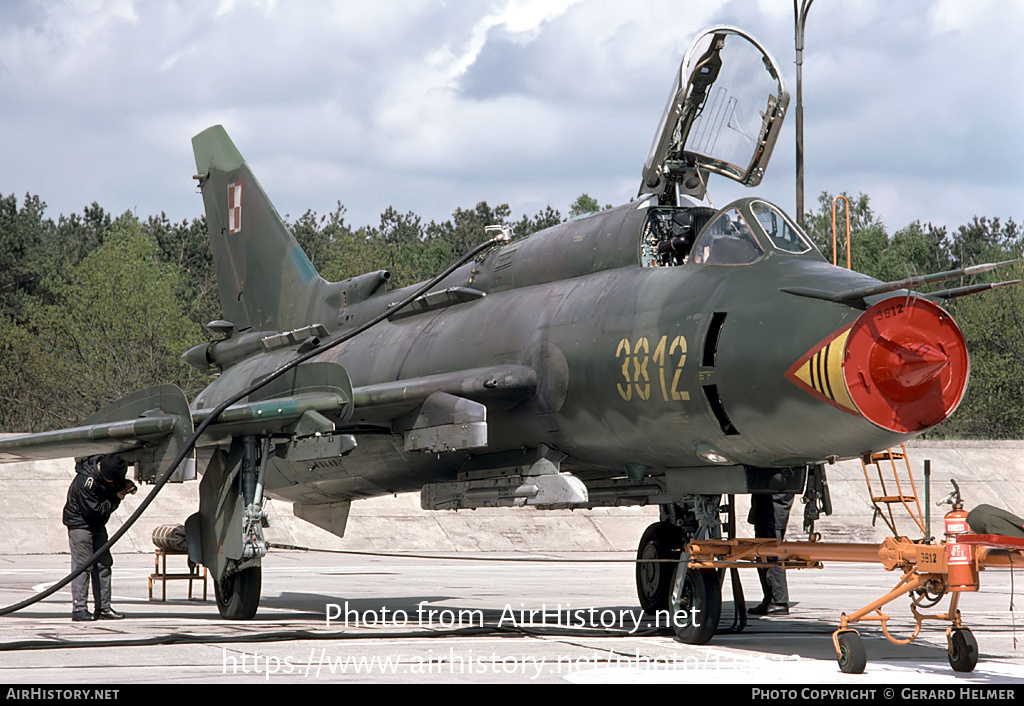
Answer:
[{"left": 636, "top": 496, "right": 728, "bottom": 644}]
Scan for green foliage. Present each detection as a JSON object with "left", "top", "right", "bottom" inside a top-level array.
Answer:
[
  {"left": 940, "top": 263, "right": 1024, "bottom": 439},
  {"left": 0, "top": 216, "right": 205, "bottom": 430},
  {"left": 47, "top": 202, "right": 113, "bottom": 267},
  {"left": 569, "top": 193, "right": 600, "bottom": 218},
  {"left": 567, "top": 194, "right": 611, "bottom": 220},
  {"left": 0, "top": 193, "right": 49, "bottom": 321},
  {"left": 309, "top": 201, "right": 525, "bottom": 290},
  {"left": 142, "top": 212, "right": 217, "bottom": 326},
  {"left": 803, "top": 192, "right": 888, "bottom": 277},
  {"left": 514, "top": 206, "right": 562, "bottom": 238}
]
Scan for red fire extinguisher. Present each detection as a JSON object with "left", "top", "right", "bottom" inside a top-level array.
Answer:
[{"left": 942, "top": 480, "right": 978, "bottom": 592}]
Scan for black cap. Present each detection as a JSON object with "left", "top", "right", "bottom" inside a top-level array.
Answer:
[{"left": 98, "top": 455, "right": 128, "bottom": 483}]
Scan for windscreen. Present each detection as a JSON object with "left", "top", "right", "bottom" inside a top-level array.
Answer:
[
  {"left": 750, "top": 201, "right": 812, "bottom": 254},
  {"left": 691, "top": 206, "right": 764, "bottom": 266}
]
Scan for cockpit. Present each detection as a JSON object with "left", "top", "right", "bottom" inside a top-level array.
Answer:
[
  {"left": 640, "top": 198, "right": 818, "bottom": 267},
  {"left": 637, "top": 27, "right": 802, "bottom": 270}
]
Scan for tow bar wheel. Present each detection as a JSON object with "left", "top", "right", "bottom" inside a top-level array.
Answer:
[
  {"left": 948, "top": 628, "right": 978, "bottom": 673},
  {"left": 835, "top": 630, "right": 867, "bottom": 674}
]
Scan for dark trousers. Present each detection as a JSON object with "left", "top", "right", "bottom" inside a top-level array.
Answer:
[
  {"left": 68, "top": 528, "right": 113, "bottom": 614},
  {"left": 749, "top": 493, "right": 794, "bottom": 605}
]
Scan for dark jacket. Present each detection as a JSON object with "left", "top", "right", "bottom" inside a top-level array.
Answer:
[{"left": 62, "top": 456, "right": 123, "bottom": 532}]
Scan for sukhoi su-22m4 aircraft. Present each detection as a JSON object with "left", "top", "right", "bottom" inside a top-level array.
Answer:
[{"left": 0, "top": 28, "right": 1013, "bottom": 641}]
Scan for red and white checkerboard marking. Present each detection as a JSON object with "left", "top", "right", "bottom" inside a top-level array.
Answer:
[{"left": 228, "top": 182, "right": 242, "bottom": 234}]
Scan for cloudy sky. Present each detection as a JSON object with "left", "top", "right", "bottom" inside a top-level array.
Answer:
[{"left": 0, "top": 0, "right": 1021, "bottom": 237}]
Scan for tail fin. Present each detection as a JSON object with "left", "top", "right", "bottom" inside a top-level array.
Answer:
[{"left": 192, "top": 125, "right": 324, "bottom": 333}]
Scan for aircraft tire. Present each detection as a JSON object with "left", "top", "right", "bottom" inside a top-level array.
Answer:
[
  {"left": 215, "top": 566, "right": 261, "bottom": 620},
  {"left": 948, "top": 628, "right": 978, "bottom": 673},
  {"left": 636, "top": 522, "right": 684, "bottom": 613},
  {"left": 668, "top": 566, "right": 721, "bottom": 645}
]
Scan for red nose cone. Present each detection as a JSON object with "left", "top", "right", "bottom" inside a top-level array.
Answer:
[
  {"left": 871, "top": 337, "right": 950, "bottom": 400},
  {"left": 844, "top": 298, "right": 969, "bottom": 433}
]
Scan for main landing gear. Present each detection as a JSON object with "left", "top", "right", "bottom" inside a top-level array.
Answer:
[
  {"left": 636, "top": 522, "right": 684, "bottom": 613},
  {"left": 192, "top": 435, "right": 269, "bottom": 620},
  {"left": 215, "top": 565, "right": 262, "bottom": 620}
]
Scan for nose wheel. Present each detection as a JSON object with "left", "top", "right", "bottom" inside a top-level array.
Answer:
[{"left": 668, "top": 565, "right": 721, "bottom": 645}]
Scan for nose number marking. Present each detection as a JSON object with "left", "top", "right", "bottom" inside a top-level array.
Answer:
[{"left": 617, "top": 335, "right": 689, "bottom": 402}]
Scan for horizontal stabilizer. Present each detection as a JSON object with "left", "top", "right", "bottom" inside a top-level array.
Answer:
[{"left": 0, "top": 416, "right": 178, "bottom": 462}]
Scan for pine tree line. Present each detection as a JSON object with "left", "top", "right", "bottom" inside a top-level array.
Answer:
[{"left": 0, "top": 190, "right": 1019, "bottom": 438}]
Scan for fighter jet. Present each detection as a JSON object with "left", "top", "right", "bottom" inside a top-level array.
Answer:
[{"left": 0, "top": 27, "right": 1012, "bottom": 640}]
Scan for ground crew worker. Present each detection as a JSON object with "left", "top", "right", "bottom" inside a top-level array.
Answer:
[
  {"left": 748, "top": 493, "right": 794, "bottom": 616},
  {"left": 62, "top": 454, "right": 136, "bottom": 621}
]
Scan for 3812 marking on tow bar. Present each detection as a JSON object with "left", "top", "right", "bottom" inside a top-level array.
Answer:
[{"left": 917, "top": 546, "right": 945, "bottom": 572}]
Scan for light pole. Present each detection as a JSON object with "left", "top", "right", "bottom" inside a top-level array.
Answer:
[{"left": 794, "top": 0, "right": 815, "bottom": 229}]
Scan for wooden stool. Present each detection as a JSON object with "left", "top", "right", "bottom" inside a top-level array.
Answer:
[{"left": 148, "top": 549, "right": 208, "bottom": 601}]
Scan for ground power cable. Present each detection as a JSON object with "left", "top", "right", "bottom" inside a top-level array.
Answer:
[
  {"left": 0, "top": 231, "right": 511, "bottom": 617},
  {"left": 0, "top": 623, "right": 651, "bottom": 653},
  {"left": 267, "top": 543, "right": 645, "bottom": 563}
]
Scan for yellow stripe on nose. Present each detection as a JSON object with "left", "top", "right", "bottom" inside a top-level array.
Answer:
[{"left": 789, "top": 328, "right": 857, "bottom": 414}]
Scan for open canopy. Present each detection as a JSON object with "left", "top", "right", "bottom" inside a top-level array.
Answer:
[{"left": 642, "top": 27, "right": 789, "bottom": 200}]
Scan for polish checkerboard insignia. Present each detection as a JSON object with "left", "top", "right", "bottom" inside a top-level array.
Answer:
[{"left": 228, "top": 182, "right": 242, "bottom": 234}]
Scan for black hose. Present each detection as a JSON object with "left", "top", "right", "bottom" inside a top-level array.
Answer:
[{"left": 0, "top": 233, "right": 509, "bottom": 617}]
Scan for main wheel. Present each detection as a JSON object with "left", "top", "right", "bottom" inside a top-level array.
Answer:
[
  {"left": 636, "top": 522, "right": 684, "bottom": 613},
  {"left": 215, "top": 565, "right": 261, "bottom": 620},
  {"left": 836, "top": 630, "right": 867, "bottom": 674},
  {"left": 948, "top": 628, "right": 978, "bottom": 673},
  {"left": 668, "top": 566, "right": 721, "bottom": 645}
]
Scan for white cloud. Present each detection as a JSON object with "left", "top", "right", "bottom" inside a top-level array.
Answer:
[{"left": 0, "top": 0, "right": 1018, "bottom": 233}]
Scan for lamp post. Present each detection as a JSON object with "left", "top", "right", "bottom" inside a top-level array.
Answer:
[{"left": 794, "top": 0, "right": 815, "bottom": 229}]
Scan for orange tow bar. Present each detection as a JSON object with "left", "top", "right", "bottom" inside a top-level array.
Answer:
[{"left": 682, "top": 532, "right": 1024, "bottom": 674}]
